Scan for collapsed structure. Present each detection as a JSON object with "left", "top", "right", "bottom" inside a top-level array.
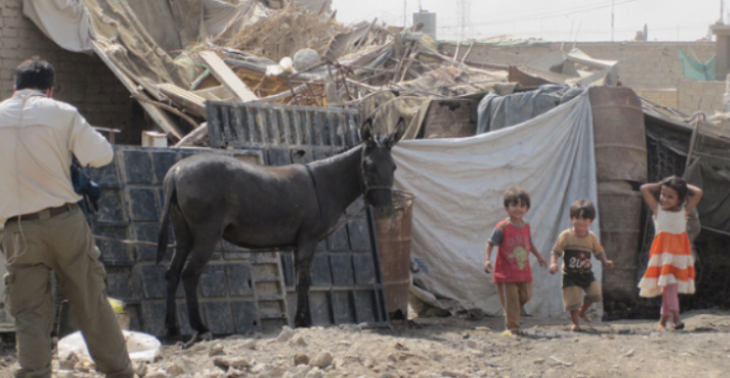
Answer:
[{"left": 2, "top": 0, "right": 727, "bottom": 328}]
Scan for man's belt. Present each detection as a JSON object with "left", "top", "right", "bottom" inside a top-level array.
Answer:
[{"left": 6, "top": 204, "right": 73, "bottom": 223}]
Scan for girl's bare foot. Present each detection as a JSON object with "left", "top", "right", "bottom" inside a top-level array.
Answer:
[
  {"left": 656, "top": 323, "right": 667, "bottom": 332},
  {"left": 578, "top": 310, "right": 592, "bottom": 323},
  {"left": 571, "top": 324, "right": 582, "bottom": 332}
]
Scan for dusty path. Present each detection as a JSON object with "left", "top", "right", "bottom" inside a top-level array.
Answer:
[{"left": 1, "top": 310, "right": 729, "bottom": 378}]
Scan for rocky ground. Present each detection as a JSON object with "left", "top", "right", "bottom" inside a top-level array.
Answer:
[{"left": 1, "top": 310, "right": 730, "bottom": 378}]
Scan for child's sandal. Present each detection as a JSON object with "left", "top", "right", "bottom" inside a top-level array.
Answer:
[{"left": 674, "top": 322, "right": 685, "bottom": 330}]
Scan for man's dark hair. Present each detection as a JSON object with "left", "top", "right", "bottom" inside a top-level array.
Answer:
[
  {"left": 504, "top": 186, "right": 530, "bottom": 209},
  {"left": 659, "top": 175, "right": 689, "bottom": 204},
  {"left": 570, "top": 198, "right": 596, "bottom": 220},
  {"left": 15, "top": 57, "right": 55, "bottom": 91}
]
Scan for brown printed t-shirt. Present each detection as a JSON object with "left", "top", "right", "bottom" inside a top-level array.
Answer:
[{"left": 551, "top": 229, "right": 605, "bottom": 288}]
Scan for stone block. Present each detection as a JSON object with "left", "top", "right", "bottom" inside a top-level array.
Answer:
[
  {"left": 332, "top": 291, "right": 355, "bottom": 324},
  {"left": 310, "top": 254, "right": 332, "bottom": 286},
  {"left": 326, "top": 226, "right": 349, "bottom": 251},
  {"left": 231, "top": 301, "right": 260, "bottom": 333},
  {"left": 347, "top": 218, "right": 370, "bottom": 251},
  {"left": 95, "top": 189, "right": 126, "bottom": 223},
  {"left": 226, "top": 264, "right": 255, "bottom": 296},
  {"left": 352, "top": 254, "right": 376, "bottom": 284},
  {"left": 139, "top": 264, "right": 175, "bottom": 299},
  {"left": 353, "top": 290, "right": 376, "bottom": 323},
  {"left": 128, "top": 188, "right": 159, "bottom": 221},
  {"left": 122, "top": 150, "right": 154, "bottom": 184},
  {"left": 204, "top": 302, "right": 235, "bottom": 334},
  {"left": 330, "top": 255, "right": 354, "bottom": 286},
  {"left": 199, "top": 264, "right": 228, "bottom": 298},
  {"left": 308, "top": 290, "right": 331, "bottom": 325}
]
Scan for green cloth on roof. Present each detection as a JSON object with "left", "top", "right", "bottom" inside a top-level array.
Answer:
[{"left": 678, "top": 50, "right": 716, "bottom": 81}]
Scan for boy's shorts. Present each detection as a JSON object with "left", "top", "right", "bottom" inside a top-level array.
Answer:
[{"left": 562, "top": 281, "right": 602, "bottom": 312}]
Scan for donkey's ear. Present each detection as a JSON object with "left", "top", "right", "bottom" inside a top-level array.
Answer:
[
  {"left": 361, "top": 119, "right": 375, "bottom": 144},
  {"left": 385, "top": 118, "right": 406, "bottom": 148}
]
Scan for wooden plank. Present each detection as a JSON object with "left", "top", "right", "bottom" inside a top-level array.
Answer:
[
  {"left": 200, "top": 51, "right": 258, "bottom": 102},
  {"left": 193, "top": 85, "right": 234, "bottom": 102},
  {"left": 159, "top": 83, "right": 207, "bottom": 118},
  {"left": 90, "top": 41, "right": 185, "bottom": 139}
]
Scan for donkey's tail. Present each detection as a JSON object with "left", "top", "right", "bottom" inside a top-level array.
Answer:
[{"left": 157, "top": 170, "right": 177, "bottom": 265}]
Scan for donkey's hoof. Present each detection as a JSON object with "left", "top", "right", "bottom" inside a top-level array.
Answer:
[
  {"left": 182, "top": 331, "right": 213, "bottom": 349},
  {"left": 293, "top": 318, "right": 312, "bottom": 328},
  {"left": 165, "top": 329, "right": 182, "bottom": 343}
]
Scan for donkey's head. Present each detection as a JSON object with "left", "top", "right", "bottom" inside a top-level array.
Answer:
[{"left": 360, "top": 118, "right": 405, "bottom": 219}]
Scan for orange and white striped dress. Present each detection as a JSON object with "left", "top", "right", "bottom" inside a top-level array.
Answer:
[{"left": 638, "top": 206, "right": 695, "bottom": 298}]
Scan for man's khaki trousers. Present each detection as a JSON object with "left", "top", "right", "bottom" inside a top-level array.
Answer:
[{"left": 3, "top": 205, "right": 132, "bottom": 378}]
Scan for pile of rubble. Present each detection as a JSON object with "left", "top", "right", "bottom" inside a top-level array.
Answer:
[{"left": 95, "top": 2, "right": 507, "bottom": 146}]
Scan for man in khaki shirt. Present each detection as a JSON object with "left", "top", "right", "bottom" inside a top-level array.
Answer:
[{"left": 0, "top": 58, "right": 133, "bottom": 378}]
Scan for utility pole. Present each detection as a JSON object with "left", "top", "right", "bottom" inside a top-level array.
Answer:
[
  {"left": 611, "top": 0, "right": 615, "bottom": 42},
  {"left": 458, "top": 0, "right": 472, "bottom": 41},
  {"left": 404, "top": 1, "right": 407, "bottom": 28}
]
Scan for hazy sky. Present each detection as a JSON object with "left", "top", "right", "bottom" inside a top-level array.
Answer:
[{"left": 331, "top": 0, "right": 721, "bottom": 42}]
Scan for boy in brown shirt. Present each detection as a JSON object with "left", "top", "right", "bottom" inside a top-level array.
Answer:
[{"left": 550, "top": 199, "right": 614, "bottom": 331}]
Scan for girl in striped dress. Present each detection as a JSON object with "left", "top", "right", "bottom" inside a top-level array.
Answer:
[{"left": 638, "top": 176, "right": 703, "bottom": 331}]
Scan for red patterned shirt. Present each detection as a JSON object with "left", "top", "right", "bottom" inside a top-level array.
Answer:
[{"left": 488, "top": 219, "right": 533, "bottom": 283}]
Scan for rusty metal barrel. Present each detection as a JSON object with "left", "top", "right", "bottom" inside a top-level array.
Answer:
[
  {"left": 374, "top": 190, "right": 415, "bottom": 319},
  {"left": 598, "top": 181, "right": 642, "bottom": 303},
  {"left": 588, "top": 86, "right": 647, "bottom": 183}
]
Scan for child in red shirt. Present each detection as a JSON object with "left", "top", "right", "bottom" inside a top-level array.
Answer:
[{"left": 484, "top": 187, "right": 547, "bottom": 334}]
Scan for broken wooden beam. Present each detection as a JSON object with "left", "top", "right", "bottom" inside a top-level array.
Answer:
[
  {"left": 159, "top": 84, "right": 207, "bottom": 118},
  {"left": 200, "top": 51, "right": 258, "bottom": 102}
]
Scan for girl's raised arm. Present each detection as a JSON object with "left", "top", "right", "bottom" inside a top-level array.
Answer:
[
  {"left": 640, "top": 182, "right": 661, "bottom": 214},
  {"left": 684, "top": 184, "right": 703, "bottom": 213}
]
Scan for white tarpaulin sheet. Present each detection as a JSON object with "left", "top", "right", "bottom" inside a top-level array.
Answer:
[
  {"left": 23, "top": 0, "right": 93, "bottom": 52},
  {"left": 392, "top": 92, "right": 600, "bottom": 318}
]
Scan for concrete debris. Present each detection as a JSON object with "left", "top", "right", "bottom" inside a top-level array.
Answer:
[
  {"left": 277, "top": 326, "right": 296, "bottom": 343},
  {"left": 308, "top": 351, "right": 333, "bottom": 368},
  {"left": 208, "top": 343, "right": 226, "bottom": 357},
  {"left": 293, "top": 353, "right": 310, "bottom": 366},
  {"left": 213, "top": 356, "right": 252, "bottom": 370},
  {"left": 289, "top": 335, "right": 308, "bottom": 347}
]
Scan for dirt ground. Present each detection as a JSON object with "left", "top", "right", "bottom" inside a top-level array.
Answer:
[{"left": 1, "top": 309, "right": 730, "bottom": 378}]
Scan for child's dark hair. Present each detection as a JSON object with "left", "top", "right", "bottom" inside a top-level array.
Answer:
[
  {"left": 15, "top": 57, "right": 54, "bottom": 91},
  {"left": 570, "top": 199, "right": 596, "bottom": 220},
  {"left": 659, "top": 176, "right": 688, "bottom": 204},
  {"left": 504, "top": 186, "right": 530, "bottom": 209}
]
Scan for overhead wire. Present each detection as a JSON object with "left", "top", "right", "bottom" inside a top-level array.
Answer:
[{"left": 437, "top": 0, "right": 638, "bottom": 30}]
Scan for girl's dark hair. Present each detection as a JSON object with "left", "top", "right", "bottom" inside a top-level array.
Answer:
[
  {"left": 504, "top": 186, "right": 530, "bottom": 209},
  {"left": 15, "top": 57, "right": 55, "bottom": 91},
  {"left": 570, "top": 198, "right": 596, "bottom": 220},
  {"left": 659, "top": 176, "right": 688, "bottom": 204}
]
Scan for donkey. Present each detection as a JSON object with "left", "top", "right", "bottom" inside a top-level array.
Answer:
[{"left": 157, "top": 120, "right": 404, "bottom": 345}]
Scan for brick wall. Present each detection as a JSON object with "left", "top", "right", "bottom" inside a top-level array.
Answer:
[
  {"left": 633, "top": 89, "right": 679, "bottom": 109},
  {"left": 440, "top": 41, "right": 725, "bottom": 115},
  {"left": 440, "top": 41, "right": 715, "bottom": 91},
  {"left": 0, "top": 0, "right": 146, "bottom": 144},
  {"left": 677, "top": 79, "right": 726, "bottom": 115}
]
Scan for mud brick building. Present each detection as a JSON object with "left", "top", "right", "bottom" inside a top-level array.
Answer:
[{"left": 0, "top": 0, "right": 145, "bottom": 144}]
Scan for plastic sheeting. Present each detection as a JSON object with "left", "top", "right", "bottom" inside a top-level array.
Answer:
[
  {"left": 23, "top": 0, "right": 93, "bottom": 52},
  {"left": 476, "top": 85, "right": 583, "bottom": 134},
  {"left": 392, "top": 92, "right": 600, "bottom": 318},
  {"left": 678, "top": 50, "right": 716, "bottom": 81}
]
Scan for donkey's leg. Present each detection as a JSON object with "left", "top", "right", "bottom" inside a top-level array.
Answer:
[
  {"left": 164, "top": 208, "right": 192, "bottom": 339},
  {"left": 293, "top": 240, "right": 317, "bottom": 327},
  {"left": 180, "top": 234, "right": 219, "bottom": 347}
]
